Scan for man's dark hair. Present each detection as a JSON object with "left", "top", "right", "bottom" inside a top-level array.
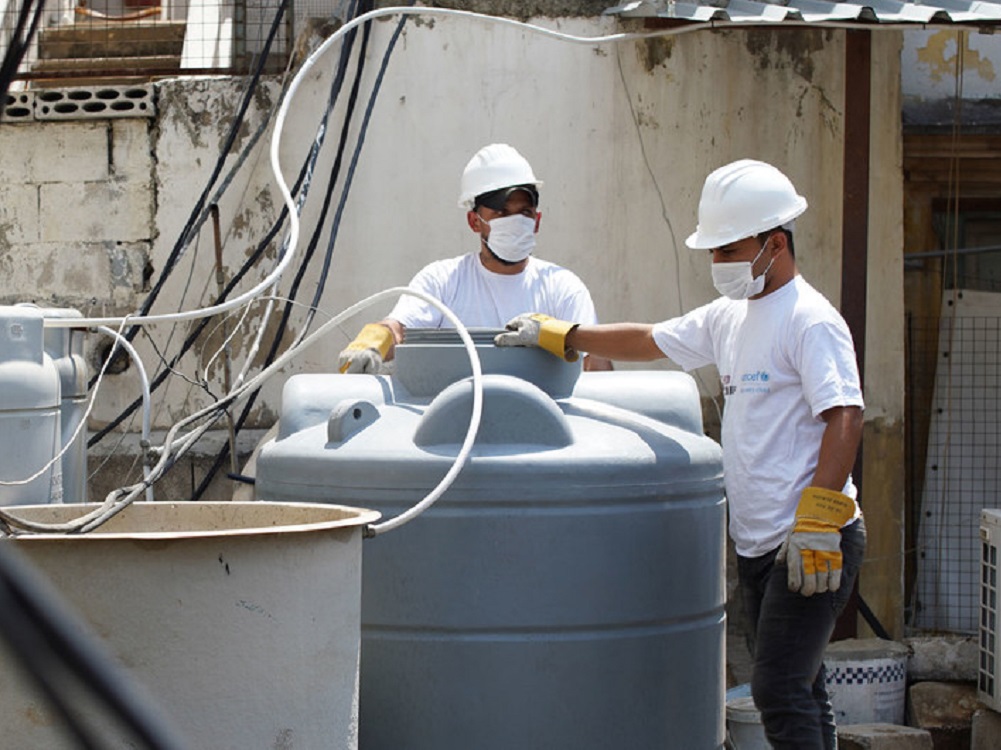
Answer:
[
  {"left": 474, "top": 184, "right": 539, "bottom": 212},
  {"left": 758, "top": 228, "right": 795, "bottom": 258}
]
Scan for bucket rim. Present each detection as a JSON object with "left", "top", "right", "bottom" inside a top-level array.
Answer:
[{"left": 2, "top": 501, "right": 381, "bottom": 541}]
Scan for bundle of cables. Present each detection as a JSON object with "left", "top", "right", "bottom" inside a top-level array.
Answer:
[
  {"left": 0, "top": 0, "right": 42, "bottom": 101},
  {"left": 0, "top": 6, "right": 201, "bottom": 746}
]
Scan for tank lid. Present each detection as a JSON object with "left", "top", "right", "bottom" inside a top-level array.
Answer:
[
  {"left": 394, "top": 328, "right": 581, "bottom": 399},
  {"left": 403, "top": 328, "right": 500, "bottom": 345}
]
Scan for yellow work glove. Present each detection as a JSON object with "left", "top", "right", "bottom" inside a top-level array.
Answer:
[
  {"left": 776, "top": 486, "right": 856, "bottom": 597},
  {"left": 494, "top": 313, "right": 580, "bottom": 362},
  {"left": 338, "top": 324, "right": 394, "bottom": 374}
]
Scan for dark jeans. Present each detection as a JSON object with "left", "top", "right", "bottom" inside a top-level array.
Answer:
[{"left": 737, "top": 517, "right": 867, "bottom": 750}]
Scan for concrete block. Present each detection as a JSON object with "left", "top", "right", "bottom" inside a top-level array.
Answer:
[
  {"left": 0, "top": 183, "right": 40, "bottom": 246},
  {"left": 972, "top": 707, "right": 1001, "bottom": 750},
  {"left": 0, "top": 121, "right": 109, "bottom": 183},
  {"left": 909, "top": 681, "right": 984, "bottom": 750},
  {"left": 0, "top": 241, "right": 146, "bottom": 308},
  {"left": 837, "top": 723, "right": 933, "bottom": 749},
  {"left": 2, "top": 91, "right": 34, "bottom": 122},
  {"left": 33, "top": 85, "right": 155, "bottom": 121},
  {"left": 905, "top": 635, "right": 978, "bottom": 682},
  {"left": 111, "top": 120, "right": 154, "bottom": 181},
  {"left": 39, "top": 181, "right": 153, "bottom": 243}
]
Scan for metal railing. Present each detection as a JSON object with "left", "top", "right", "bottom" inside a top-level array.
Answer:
[{"left": 2, "top": 0, "right": 290, "bottom": 84}]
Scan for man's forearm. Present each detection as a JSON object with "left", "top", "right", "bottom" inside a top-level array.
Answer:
[
  {"left": 568, "top": 323, "right": 664, "bottom": 362},
  {"left": 811, "top": 406, "right": 864, "bottom": 491}
]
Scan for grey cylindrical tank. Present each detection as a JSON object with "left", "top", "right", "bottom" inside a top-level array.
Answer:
[
  {"left": 256, "top": 329, "right": 726, "bottom": 749},
  {"left": 0, "top": 306, "right": 63, "bottom": 505},
  {"left": 18, "top": 305, "right": 88, "bottom": 504}
]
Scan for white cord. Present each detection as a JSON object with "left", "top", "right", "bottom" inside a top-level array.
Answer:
[
  {"left": 21, "top": 5, "right": 920, "bottom": 527},
  {"left": 97, "top": 327, "right": 154, "bottom": 503},
  {"left": 1, "top": 287, "right": 482, "bottom": 536},
  {"left": 41, "top": 6, "right": 933, "bottom": 334}
]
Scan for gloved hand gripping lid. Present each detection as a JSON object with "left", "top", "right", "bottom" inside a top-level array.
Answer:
[
  {"left": 339, "top": 323, "right": 395, "bottom": 374},
  {"left": 494, "top": 313, "right": 580, "bottom": 362}
]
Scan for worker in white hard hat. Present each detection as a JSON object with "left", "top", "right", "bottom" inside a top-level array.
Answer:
[
  {"left": 338, "top": 143, "right": 612, "bottom": 373},
  {"left": 496, "top": 159, "right": 865, "bottom": 749}
]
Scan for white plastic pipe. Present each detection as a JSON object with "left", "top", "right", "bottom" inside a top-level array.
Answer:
[{"left": 97, "top": 327, "right": 154, "bottom": 503}]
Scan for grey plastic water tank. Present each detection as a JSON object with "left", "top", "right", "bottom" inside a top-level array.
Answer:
[
  {"left": 0, "top": 306, "right": 63, "bottom": 505},
  {"left": 17, "top": 305, "right": 88, "bottom": 504},
  {"left": 256, "top": 329, "right": 726, "bottom": 749}
]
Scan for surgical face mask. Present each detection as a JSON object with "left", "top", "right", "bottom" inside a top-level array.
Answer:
[
  {"left": 711, "top": 239, "right": 774, "bottom": 300},
  {"left": 480, "top": 213, "right": 536, "bottom": 263}
]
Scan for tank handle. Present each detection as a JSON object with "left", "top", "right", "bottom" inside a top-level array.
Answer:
[
  {"left": 413, "top": 375, "right": 573, "bottom": 448},
  {"left": 327, "top": 400, "right": 380, "bottom": 443}
]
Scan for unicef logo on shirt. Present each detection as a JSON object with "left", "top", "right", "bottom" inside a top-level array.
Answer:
[{"left": 739, "top": 370, "right": 771, "bottom": 393}]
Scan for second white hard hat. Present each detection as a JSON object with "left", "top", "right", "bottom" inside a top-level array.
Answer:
[
  {"left": 685, "top": 159, "right": 807, "bottom": 249},
  {"left": 458, "top": 144, "right": 543, "bottom": 210}
]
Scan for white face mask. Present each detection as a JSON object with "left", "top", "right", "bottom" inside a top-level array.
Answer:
[
  {"left": 711, "top": 239, "right": 774, "bottom": 300},
  {"left": 481, "top": 213, "right": 536, "bottom": 263}
]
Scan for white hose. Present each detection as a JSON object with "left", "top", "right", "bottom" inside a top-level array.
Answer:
[
  {"left": 40, "top": 6, "right": 924, "bottom": 333},
  {"left": 0, "top": 287, "right": 482, "bottom": 535},
  {"left": 97, "top": 327, "right": 155, "bottom": 503}
]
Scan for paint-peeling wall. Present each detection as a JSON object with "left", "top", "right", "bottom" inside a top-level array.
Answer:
[
  {"left": 902, "top": 27, "right": 1000, "bottom": 101},
  {"left": 0, "top": 16, "right": 904, "bottom": 516}
]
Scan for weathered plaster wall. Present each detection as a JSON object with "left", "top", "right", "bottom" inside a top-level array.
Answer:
[
  {"left": 0, "top": 119, "right": 152, "bottom": 311},
  {"left": 0, "top": 16, "right": 905, "bottom": 621},
  {"left": 902, "top": 27, "right": 1000, "bottom": 101}
]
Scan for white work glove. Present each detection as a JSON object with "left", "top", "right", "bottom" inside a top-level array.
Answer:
[
  {"left": 494, "top": 313, "right": 580, "bottom": 362},
  {"left": 776, "top": 486, "right": 856, "bottom": 597},
  {"left": 338, "top": 324, "right": 394, "bottom": 374}
]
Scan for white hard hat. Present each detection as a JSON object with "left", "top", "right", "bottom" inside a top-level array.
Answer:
[
  {"left": 685, "top": 159, "right": 807, "bottom": 249},
  {"left": 458, "top": 143, "right": 543, "bottom": 210}
]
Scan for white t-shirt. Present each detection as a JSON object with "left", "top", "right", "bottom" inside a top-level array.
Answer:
[
  {"left": 652, "top": 275, "right": 864, "bottom": 557},
  {"left": 388, "top": 253, "right": 599, "bottom": 329}
]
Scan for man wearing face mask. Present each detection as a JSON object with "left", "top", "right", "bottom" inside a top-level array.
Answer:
[
  {"left": 495, "top": 159, "right": 865, "bottom": 750},
  {"left": 338, "top": 143, "right": 612, "bottom": 373}
]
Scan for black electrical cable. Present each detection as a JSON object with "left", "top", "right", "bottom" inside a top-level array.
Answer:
[
  {"left": 87, "top": 205, "right": 288, "bottom": 446},
  {"left": 190, "top": 1, "right": 378, "bottom": 500},
  {"left": 1, "top": 15, "right": 190, "bottom": 750},
  {"left": 86, "top": 0, "right": 289, "bottom": 409},
  {"left": 191, "top": 5, "right": 413, "bottom": 500},
  {"left": 88, "top": 0, "right": 369, "bottom": 449},
  {"left": 0, "top": 542, "right": 189, "bottom": 748},
  {"left": 89, "top": 0, "right": 354, "bottom": 446},
  {"left": 305, "top": 4, "right": 412, "bottom": 324},
  {"left": 123, "top": 0, "right": 291, "bottom": 336},
  {"left": 0, "top": 0, "right": 45, "bottom": 100},
  {"left": 857, "top": 594, "right": 893, "bottom": 640}
]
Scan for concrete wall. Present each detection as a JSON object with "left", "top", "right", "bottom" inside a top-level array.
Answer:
[{"left": 0, "top": 13, "right": 905, "bottom": 627}]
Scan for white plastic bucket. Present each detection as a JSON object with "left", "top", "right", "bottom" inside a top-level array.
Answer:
[
  {"left": 0, "top": 501, "right": 379, "bottom": 749},
  {"left": 824, "top": 638, "right": 910, "bottom": 725},
  {"left": 725, "top": 685, "right": 769, "bottom": 750}
]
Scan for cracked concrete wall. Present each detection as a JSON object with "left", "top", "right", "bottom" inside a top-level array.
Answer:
[{"left": 0, "top": 119, "right": 153, "bottom": 312}]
